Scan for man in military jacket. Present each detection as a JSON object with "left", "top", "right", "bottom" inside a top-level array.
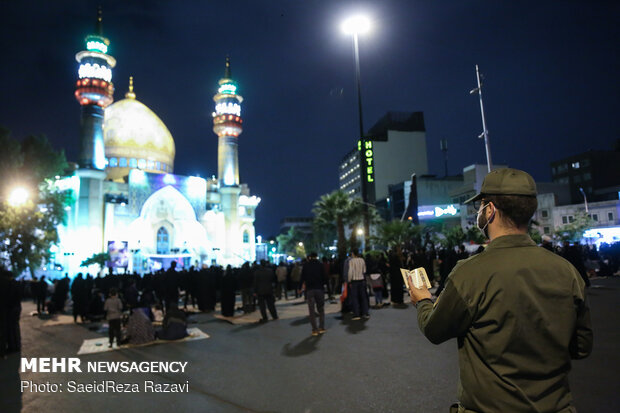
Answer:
[{"left": 408, "top": 168, "right": 593, "bottom": 413}]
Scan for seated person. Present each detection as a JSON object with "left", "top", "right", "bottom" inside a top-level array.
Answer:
[
  {"left": 127, "top": 307, "right": 155, "bottom": 345},
  {"left": 156, "top": 306, "right": 188, "bottom": 340}
]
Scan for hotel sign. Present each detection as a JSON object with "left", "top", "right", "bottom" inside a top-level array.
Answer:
[{"left": 358, "top": 140, "right": 374, "bottom": 183}]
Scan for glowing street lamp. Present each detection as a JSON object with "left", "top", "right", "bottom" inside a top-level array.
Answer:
[
  {"left": 356, "top": 228, "right": 364, "bottom": 236},
  {"left": 8, "top": 187, "right": 29, "bottom": 207}
]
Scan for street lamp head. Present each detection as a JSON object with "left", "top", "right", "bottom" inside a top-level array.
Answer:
[
  {"left": 341, "top": 15, "right": 371, "bottom": 36},
  {"left": 8, "top": 187, "right": 29, "bottom": 207},
  {"left": 356, "top": 228, "right": 364, "bottom": 236}
]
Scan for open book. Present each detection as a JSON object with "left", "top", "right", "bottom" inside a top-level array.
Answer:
[{"left": 400, "top": 267, "right": 432, "bottom": 290}]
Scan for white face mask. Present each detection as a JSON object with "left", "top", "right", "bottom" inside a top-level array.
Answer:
[{"left": 476, "top": 202, "right": 495, "bottom": 239}]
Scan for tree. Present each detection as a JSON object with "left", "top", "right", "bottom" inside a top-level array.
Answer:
[
  {"left": 440, "top": 225, "right": 467, "bottom": 250},
  {"left": 312, "top": 191, "right": 355, "bottom": 259},
  {"left": 371, "top": 219, "right": 421, "bottom": 257},
  {"left": 81, "top": 252, "right": 111, "bottom": 275},
  {"left": 312, "top": 191, "right": 383, "bottom": 258},
  {"left": 556, "top": 212, "right": 592, "bottom": 243},
  {"left": 276, "top": 226, "right": 308, "bottom": 259},
  {"left": 0, "top": 129, "right": 70, "bottom": 276}
]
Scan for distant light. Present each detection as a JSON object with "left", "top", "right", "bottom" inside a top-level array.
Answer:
[
  {"left": 163, "top": 174, "right": 176, "bottom": 185},
  {"left": 256, "top": 235, "right": 262, "bottom": 244},
  {"left": 187, "top": 176, "right": 206, "bottom": 198},
  {"left": 271, "top": 247, "right": 276, "bottom": 253},
  {"left": 8, "top": 187, "right": 29, "bottom": 207},
  {"left": 269, "top": 240, "right": 274, "bottom": 244},
  {"left": 356, "top": 228, "right": 364, "bottom": 235},
  {"left": 341, "top": 15, "right": 371, "bottom": 35},
  {"left": 298, "top": 242, "right": 303, "bottom": 247},
  {"left": 87, "top": 40, "right": 108, "bottom": 54},
  {"left": 78, "top": 63, "right": 112, "bottom": 82},
  {"left": 218, "top": 83, "right": 237, "bottom": 94}
]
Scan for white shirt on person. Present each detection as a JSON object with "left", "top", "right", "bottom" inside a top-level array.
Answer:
[{"left": 347, "top": 257, "right": 366, "bottom": 282}]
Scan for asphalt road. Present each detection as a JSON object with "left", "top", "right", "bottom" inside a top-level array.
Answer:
[{"left": 1, "top": 277, "right": 618, "bottom": 413}]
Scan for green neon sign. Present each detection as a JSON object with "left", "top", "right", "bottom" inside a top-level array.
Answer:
[{"left": 358, "top": 140, "right": 374, "bottom": 183}]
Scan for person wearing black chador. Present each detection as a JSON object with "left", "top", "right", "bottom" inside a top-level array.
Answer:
[
  {"left": 220, "top": 265, "right": 237, "bottom": 317},
  {"left": 253, "top": 261, "right": 278, "bottom": 322},
  {"left": 388, "top": 249, "right": 404, "bottom": 304}
]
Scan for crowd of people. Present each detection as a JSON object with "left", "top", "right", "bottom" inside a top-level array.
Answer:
[{"left": 0, "top": 236, "right": 616, "bottom": 354}]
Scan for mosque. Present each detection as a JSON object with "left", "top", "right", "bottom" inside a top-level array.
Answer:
[{"left": 54, "top": 11, "right": 260, "bottom": 275}]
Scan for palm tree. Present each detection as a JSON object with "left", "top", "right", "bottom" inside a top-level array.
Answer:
[
  {"left": 372, "top": 219, "right": 420, "bottom": 258},
  {"left": 276, "top": 226, "right": 307, "bottom": 258},
  {"left": 313, "top": 191, "right": 355, "bottom": 259}
]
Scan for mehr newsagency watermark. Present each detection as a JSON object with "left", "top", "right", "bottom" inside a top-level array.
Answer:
[{"left": 20, "top": 358, "right": 189, "bottom": 393}]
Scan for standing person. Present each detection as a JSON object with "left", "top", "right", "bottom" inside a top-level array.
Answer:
[
  {"left": 71, "top": 273, "right": 88, "bottom": 323},
  {"left": 253, "top": 260, "right": 278, "bottom": 322},
  {"left": 36, "top": 275, "right": 47, "bottom": 314},
  {"left": 103, "top": 288, "right": 123, "bottom": 348},
  {"left": 299, "top": 252, "right": 328, "bottom": 336},
  {"left": 388, "top": 250, "right": 404, "bottom": 305},
  {"left": 407, "top": 168, "right": 593, "bottom": 412},
  {"left": 290, "top": 262, "right": 302, "bottom": 298},
  {"left": 220, "top": 265, "right": 236, "bottom": 317},
  {"left": 275, "top": 261, "right": 288, "bottom": 300},
  {"left": 328, "top": 258, "right": 340, "bottom": 301},
  {"left": 347, "top": 250, "right": 369, "bottom": 320},
  {"left": 163, "top": 261, "right": 179, "bottom": 310}
]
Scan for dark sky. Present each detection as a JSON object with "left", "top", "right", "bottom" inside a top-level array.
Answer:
[{"left": 1, "top": 0, "right": 618, "bottom": 237}]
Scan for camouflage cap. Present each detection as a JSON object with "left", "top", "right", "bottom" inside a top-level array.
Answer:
[{"left": 464, "top": 168, "right": 537, "bottom": 204}]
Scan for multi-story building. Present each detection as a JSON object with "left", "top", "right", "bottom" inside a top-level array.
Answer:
[
  {"left": 550, "top": 150, "right": 620, "bottom": 204},
  {"left": 377, "top": 175, "right": 463, "bottom": 225},
  {"left": 339, "top": 111, "right": 428, "bottom": 204}
]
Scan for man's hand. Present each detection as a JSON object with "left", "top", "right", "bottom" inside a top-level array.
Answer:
[{"left": 407, "top": 284, "right": 432, "bottom": 305}]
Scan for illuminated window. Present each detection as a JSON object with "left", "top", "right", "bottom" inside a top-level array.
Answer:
[
  {"left": 147, "top": 160, "right": 155, "bottom": 170},
  {"left": 129, "top": 158, "right": 137, "bottom": 168},
  {"left": 138, "top": 159, "right": 146, "bottom": 169},
  {"left": 572, "top": 162, "right": 580, "bottom": 169},
  {"left": 243, "top": 231, "right": 249, "bottom": 243},
  {"left": 109, "top": 157, "right": 118, "bottom": 167},
  {"left": 156, "top": 227, "right": 169, "bottom": 254},
  {"left": 119, "top": 158, "right": 127, "bottom": 167},
  {"left": 156, "top": 161, "right": 161, "bottom": 170}
]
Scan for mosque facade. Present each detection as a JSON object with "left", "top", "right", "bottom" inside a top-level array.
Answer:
[{"left": 55, "top": 11, "right": 260, "bottom": 275}]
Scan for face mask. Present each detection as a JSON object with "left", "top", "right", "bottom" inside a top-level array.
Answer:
[{"left": 476, "top": 203, "right": 495, "bottom": 239}]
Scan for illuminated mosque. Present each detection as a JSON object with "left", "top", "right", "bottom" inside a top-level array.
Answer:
[{"left": 55, "top": 11, "right": 260, "bottom": 275}]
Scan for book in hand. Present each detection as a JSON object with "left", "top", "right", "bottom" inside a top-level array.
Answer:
[{"left": 400, "top": 267, "right": 432, "bottom": 290}]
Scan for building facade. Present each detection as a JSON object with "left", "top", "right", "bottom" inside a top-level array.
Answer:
[
  {"left": 55, "top": 13, "right": 259, "bottom": 275},
  {"left": 550, "top": 150, "right": 620, "bottom": 204},
  {"left": 339, "top": 111, "right": 428, "bottom": 204}
]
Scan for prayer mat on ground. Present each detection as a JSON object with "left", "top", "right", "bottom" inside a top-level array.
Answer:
[
  {"left": 77, "top": 327, "right": 209, "bottom": 355},
  {"left": 42, "top": 315, "right": 76, "bottom": 326}
]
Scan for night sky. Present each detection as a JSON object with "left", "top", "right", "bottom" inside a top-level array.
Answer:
[{"left": 1, "top": 1, "right": 617, "bottom": 237}]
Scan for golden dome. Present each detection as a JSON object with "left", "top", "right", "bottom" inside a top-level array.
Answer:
[{"left": 103, "top": 80, "right": 175, "bottom": 181}]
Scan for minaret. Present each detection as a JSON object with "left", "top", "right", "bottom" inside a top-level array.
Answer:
[
  {"left": 212, "top": 58, "right": 244, "bottom": 265},
  {"left": 70, "top": 8, "right": 115, "bottom": 273},
  {"left": 74, "top": 7, "right": 116, "bottom": 170},
  {"left": 213, "top": 57, "right": 243, "bottom": 186}
]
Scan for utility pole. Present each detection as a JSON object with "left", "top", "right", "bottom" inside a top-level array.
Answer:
[{"left": 470, "top": 64, "right": 493, "bottom": 173}]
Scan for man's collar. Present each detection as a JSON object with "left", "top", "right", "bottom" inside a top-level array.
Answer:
[{"left": 487, "top": 233, "right": 536, "bottom": 249}]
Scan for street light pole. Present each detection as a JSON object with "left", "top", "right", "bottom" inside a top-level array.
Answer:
[
  {"left": 579, "top": 187, "right": 589, "bottom": 213},
  {"left": 342, "top": 15, "right": 371, "bottom": 251},
  {"left": 470, "top": 64, "right": 493, "bottom": 173}
]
